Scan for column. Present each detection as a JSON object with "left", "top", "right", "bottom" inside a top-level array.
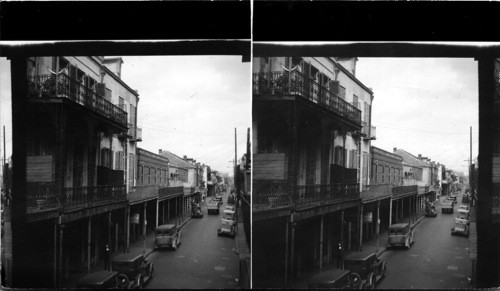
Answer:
[
  {"left": 125, "top": 205, "right": 130, "bottom": 253},
  {"left": 143, "top": 202, "right": 147, "bottom": 254},
  {"left": 359, "top": 204, "right": 363, "bottom": 251},
  {"left": 108, "top": 212, "right": 112, "bottom": 246},
  {"left": 319, "top": 214, "right": 324, "bottom": 270},
  {"left": 87, "top": 217, "right": 91, "bottom": 273},
  {"left": 340, "top": 210, "right": 345, "bottom": 247},
  {"left": 114, "top": 223, "right": 118, "bottom": 254},
  {"left": 155, "top": 199, "right": 159, "bottom": 228},
  {"left": 289, "top": 214, "right": 296, "bottom": 287},
  {"left": 376, "top": 200, "right": 380, "bottom": 236},
  {"left": 53, "top": 218, "right": 58, "bottom": 288},
  {"left": 284, "top": 220, "right": 289, "bottom": 287},
  {"left": 58, "top": 216, "right": 64, "bottom": 288},
  {"left": 389, "top": 197, "right": 393, "bottom": 227},
  {"left": 287, "top": 102, "right": 299, "bottom": 203}
]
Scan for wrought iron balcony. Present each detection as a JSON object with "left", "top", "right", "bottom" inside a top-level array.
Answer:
[
  {"left": 158, "top": 186, "right": 184, "bottom": 199},
  {"left": 252, "top": 71, "right": 361, "bottom": 124},
  {"left": 253, "top": 180, "right": 359, "bottom": 211},
  {"left": 392, "top": 185, "right": 418, "bottom": 197},
  {"left": 27, "top": 74, "right": 128, "bottom": 128},
  {"left": 129, "top": 185, "right": 159, "bottom": 202},
  {"left": 253, "top": 71, "right": 362, "bottom": 125},
  {"left": 361, "top": 184, "right": 392, "bottom": 201},
  {"left": 27, "top": 183, "right": 126, "bottom": 213}
]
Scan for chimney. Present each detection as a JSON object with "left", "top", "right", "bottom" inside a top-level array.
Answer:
[
  {"left": 418, "top": 154, "right": 422, "bottom": 159},
  {"left": 393, "top": 147, "right": 397, "bottom": 152},
  {"left": 183, "top": 155, "right": 187, "bottom": 160},
  {"left": 103, "top": 57, "right": 124, "bottom": 78},
  {"left": 159, "top": 149, "right": 162, "bottom": 154}
]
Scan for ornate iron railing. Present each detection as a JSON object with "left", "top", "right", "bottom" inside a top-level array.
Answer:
[
  {"left": 253, "top": 180, "right": 292, "bottom": 210},
  {"left": 360, "top": 184, "right": 392, "bottom": 201},
  {"left": 129, "top": 185, "right": 159, "bottom": 202},
  {"left": 417, "top": 186, "right": 430, "bottom": 195},
  {"left": 253, "top": 180, "right": 359, "bottom": 211},
  {"left": 241, "top": 193, "right": 251, "bottom": 246},
  {"left": 295, "top": 183, "right": 359, "bottom": 210},
  {"left": 28, "top": 74, "right": 127, "bottom": 127},
  {"left": 27, "top": 183, "right": 126, "bottom": 213},
  {"left": 392, "top": 185, "right": 418, "bottom": 197},
  {"left": 253, "top": 71, "right": 362, "bottom": 125},
  {"left": 158, "top": 186, "right": 184, "bottom": 199}
]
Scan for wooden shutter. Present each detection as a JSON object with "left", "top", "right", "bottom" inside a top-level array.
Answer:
[{"left": 96, "top": 83, "right": 106, "bottom": 97}]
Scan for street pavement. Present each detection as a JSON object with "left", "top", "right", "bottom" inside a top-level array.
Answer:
[
  {"left": 145, "top": 190, "right": 240, "bottom": 289},
  {"left": 376, "top": 189, "right": 472, "bottom": 289}
]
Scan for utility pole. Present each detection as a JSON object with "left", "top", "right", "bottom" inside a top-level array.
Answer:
[
  {"left": 470, "top": 126, "right": 472, "bottom": 190},
  {"left": 234, "top": 127, "right": 237, "bottom": 185}
]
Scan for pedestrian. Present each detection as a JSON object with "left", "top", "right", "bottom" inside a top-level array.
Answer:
[
  {"left": 103, "top": 243, "right": 111, "bottom": 271},
  {"left": 337, "top": 242, "right": 344, "bottom": 270}
]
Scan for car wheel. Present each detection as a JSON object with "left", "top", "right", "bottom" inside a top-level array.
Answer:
[
  {"left": 117, "top": 274, "right": 129, "bottom": 289},
  {"left": 135, "top": 274, "right": 143, "bottom": 289},
  {"left": 367, "top": 272, "right": 375, "bottom": 289},
  {"left": 351, "top": 272, "right": 362, "bottom": 289}
]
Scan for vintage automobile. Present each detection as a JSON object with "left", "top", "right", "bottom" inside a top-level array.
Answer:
[
  {"left": 222, "top": 209, "right": 236, "bottom": 226},
  {"left": 191, "top": 205, "right": 203, "bottom": 218},
  {"left": 76, "top": 270, "right": 130, "bottom": 289},
  {"left": 308, "top": 269, "right": 363, "bottom": 289},
  {"left": 215, "top": 194, "right": 223, "bottom": 204},
  {"left": 458, "top": 204, "right": 470, "bottom": 211},
  {"left": 207, "top": 201, "right": 220, "bottom": 215},
  {"left": 155, "top": 224, "right": 181, "bottom": 250},
  {"left": 217, "top": 219, "right": 236, "bottom": 238},
  {"left": 227, "top": 194, "right": 235, "bottom": 205},
  {"left": 450, "top": 193, "right": 458, "bottom": 201},
  {"left": 344, "top": 251, "right": 386, "bottom": 289},
  {"left": 111, "top": 253, "right": 154, "bottom": 289},
  {"left": 441, "top": 201, "right": 454, "bottom": 214},
  {"left": 388, "top": 223, "right": 414, "bottom": 249},
  {"left": 451, "top": 221, "right": 470, "bottom": 237},
  {"left": 225, "top": 205, "right": 235, "bottom": 212},
  {"left": 425, "top": 204, "right": 437, "bottom": 217},
  {"left": 455, "top": 208, "right": 470, "bottom": 225}
]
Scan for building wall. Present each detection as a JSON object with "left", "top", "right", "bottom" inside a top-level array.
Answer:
[
  {"left": 371, "top": 146, "right": 403, "bottom": 186},
  {"left": 136, "top": 148, "right": 169, "bottom": 187}
]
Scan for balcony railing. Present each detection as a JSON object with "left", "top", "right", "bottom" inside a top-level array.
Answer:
[
  {"left": 370, "top": 126, "right": 376, "bottom": 139},
  {"left": 253, "top": 180, "right": 292, "bottom": 210},
  {"left": 183, "top": 187, "right": 196, "bottom": 196},
  {"left": 295, "top": 183, "right": 359, "bottom": 210},
  {"left": 361, "top": 184, "right": 392, "bottom": 201},
  {"left": 392, "top": 185, "right": 418, "bottom": 197},
  {"left": 417, "top": 186, "right": 430, "bottom": 195},
  {"left": 158, "top": 186, "right": 184, "bottom": 199},
  {"left": 253, "top": 71, "right": 362, "bottom": 125},
  {"left": 361, "top": 122, "right": 369, "bottom": 136},
  {"left": 129, "top": 185, "right": 159, "bottom": 202},
  {"left": 253, "top": 180, "right": 359, "bottom": 211},
  {"left": 27, "top": 182, "right": 126, "bottom": 213},
  {"left": 28, "top": 74, "right": 127, "bottom": 127}
]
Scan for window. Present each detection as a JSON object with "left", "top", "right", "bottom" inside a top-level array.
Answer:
[
  {"left": 339, "top": 86, "right": 346, "bottom": 100},
  {"left": 130, "top": 104, "right": 136, "bottom": 125},
  {"left": 100, "top": 148, "right": 111, "bottom": 168},
  {"left": 353, "top": 95, "right": 359, "bottom": 109},
  {"left": 335, "top": 146, "right": 344, "bottom": 166},
  {"left": 364, "top": 102, "right": 370, "bottom": 123}
]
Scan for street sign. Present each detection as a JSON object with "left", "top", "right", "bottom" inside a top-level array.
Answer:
[{"left": 364, "top": 212, "right": 373, "bottom": 223}]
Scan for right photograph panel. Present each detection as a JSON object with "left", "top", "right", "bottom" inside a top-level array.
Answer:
[{"left": 252, "top": 54, "right": 479, "bottom": 289}]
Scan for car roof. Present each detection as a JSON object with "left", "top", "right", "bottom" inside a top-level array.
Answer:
[
  {"left": 344, "top": 251, "right": 376, "bottom": 261},
  {"left": 309, "top": 269, "right": 350, "bottom": 284},
  {"left": 77, "top": 271, "right": 117, "bottom": 286},
  {"left": 389, "top": 223, "right": 409, "bottom": 229},
  {"left": 156, "top": 224, "right": 176, "bottom": 230},
  {"left": 112, "top": 252, "right": 143, "bottom": 262}
]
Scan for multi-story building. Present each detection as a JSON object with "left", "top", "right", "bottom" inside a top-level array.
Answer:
[
  {"left": 22, "top": 56, "right": 139, "bottom": 287},
  {"left": 362, "top": 146, "right": 404, "bottom": 241},
  {"left": 158, "top": 149, "right": 198, "bottom": 221},
  {"left": 393, "top": 148, "right": 436, "bottom": 224},
  {"left": 252, "top": 56, "right": 373, "bottom": 288}
]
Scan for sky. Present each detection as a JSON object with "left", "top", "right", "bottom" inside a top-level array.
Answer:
[
  {"left": 355, "top": 58, "right": 478, "bottom": 175},
  {"left": 0, "top": 58, "right": 12, "bottom": 164},
  {"left": 119, "top": 56, "right": 251, "bottom": 175}
]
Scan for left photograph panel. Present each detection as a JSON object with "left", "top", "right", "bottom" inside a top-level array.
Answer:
[{"left": 0, "top": 46, "right": 251, "bottom": 289}]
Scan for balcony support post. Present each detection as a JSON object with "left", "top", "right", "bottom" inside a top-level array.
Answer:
[
  {"left": 142, "top": 202, "right": 147, "bottom": 255},
  {"left": 340, "top": 210, "right": 345, "bottom": 248},
  {"left": 389, "top": 197, "right": 393, "bottom": 226},
  {"left": 287, "top": 102, "right": 299, "bottom": 204},
  {"left": 284, "top": 219, "right": 289, "bottom": 287},
  {"left": 287, "top": 57, "right": 292, "bottom": 95},
  {"left": 358, "top": 204, "right": 363, "bottom": 251},
  {"left": 319, "top": 214, "right": 324, "bottom": 270},
  {"left": 155, "top": 198, "right": 159, "bottom": 228},
  {"left": 87, "top": 216, "right": 91, "bottom": 272},
  {"left": 320, "top": 121, "right": 331, "bottom": 202},
  {"left": 289, "top": 214, "right": 295, "bottom": 287}
]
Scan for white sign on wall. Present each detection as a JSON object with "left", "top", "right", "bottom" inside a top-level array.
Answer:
[{"left": 131, "top": 213, "right": 139, "bottom": 224}]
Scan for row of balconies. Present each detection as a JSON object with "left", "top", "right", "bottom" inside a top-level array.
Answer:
[{"left": 253, "top": 71, "right": 362, "bottom": 125}]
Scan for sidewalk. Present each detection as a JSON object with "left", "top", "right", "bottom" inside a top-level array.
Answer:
[
  {"left": 62, "top": 216, "right": 192, "bottom": 288},
  {"left": 292, "top": 215, "right": 425, "bottom": 288}
]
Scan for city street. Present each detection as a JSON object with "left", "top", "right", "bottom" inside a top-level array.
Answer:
[
  {"left": 145, "top": 191, "right": 240, "bottom": 289},
  {"left": 377, "top": 189, "right": 471, "bottom": 289}
]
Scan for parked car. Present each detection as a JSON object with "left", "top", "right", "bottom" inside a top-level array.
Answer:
[
  {"left": 388, "top": 223, "right": 414, "bottom": 249},
  {"left": 222, "top": 209, "right": 236, "bottom": 226},
  {"left": 155, "top": 224, "right": 181, "bottom": 250},
  {"left": 441, "top": 201, "right": 454, "bottom": 214},
  {"left": 225, "top": 205, "right": 235, "bottom": 212},
  {"left": 451, "top": 221, "right": 470, "bottom": 237},
  {"left": 217, "top": 219, "right": 236, "bottom": 238},
  {"left": 455, "top": 208, "right": 470, "bottom": 225},
  {"left": 458, "top": 204, "right": 470, "bottom": 211},
  {"left": 111, "top": 253, "right": 154, "bottom": 289},
  {"left": 76, "top": 270, "right": 129, "bottom": 289},
  {"left": 344, "top": 251, "right": 386, "bottom": 289},
  {"left": 207, "top": 201, "right": 220, "bottom": 215},
  {"left": 191, "top": 205, "right": 203, "bottom": 218},
  {"left": 425, "top": 204, "right": 437, "bottom": 217},
  {"left": 308, "top": 269, "right": 363, "bottom": 289}
]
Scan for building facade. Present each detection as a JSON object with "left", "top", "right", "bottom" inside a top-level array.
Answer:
[
  {"left": 22, "top": 56, "right": 139, "bottom": 288},
  {"left": 252, "top": 56, "right": 373, "bottom": 288}
]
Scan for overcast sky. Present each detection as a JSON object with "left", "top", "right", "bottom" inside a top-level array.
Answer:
[
  {"left": 120, "top": 56, "right": 251, "bottom": 175},
  {"left": 0, "top": 58, "right": 11, "bottom": 163},
  {"left": 355, "top": 58, "right": 478, "bottom": 175}
]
